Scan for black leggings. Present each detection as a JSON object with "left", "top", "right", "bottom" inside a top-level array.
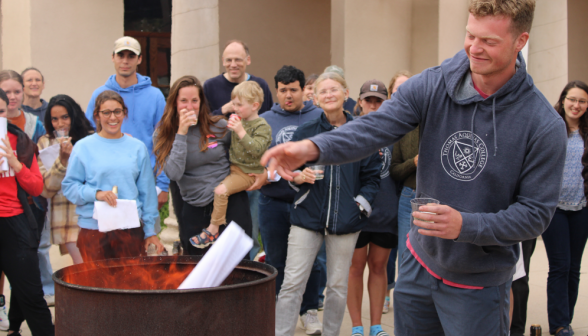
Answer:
[
  {"left": 0, "top": 214, "right": 54, "bottom": 335},
  {"left": 179, "top": 191, "right": 252, "bottom": 258}
]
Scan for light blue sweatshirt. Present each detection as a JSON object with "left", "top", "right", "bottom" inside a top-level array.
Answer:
[
  {"left": 62, "top": 133, "right": 159, "bottom": 238},
  {"left": 85, "top": 73, "right": 169, "bottom": 192}
]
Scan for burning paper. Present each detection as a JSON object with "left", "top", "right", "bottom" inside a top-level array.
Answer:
[
  {"left": 178, "top": 221, "right": 253, "bottom": 289},
  {"left": 0, "top": 118, "right": 8, "bottom": 173},
  {"left": 93, "top": 199, "right": 141, "bottom": 232}
]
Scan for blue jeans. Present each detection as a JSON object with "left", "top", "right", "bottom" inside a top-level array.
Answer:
[
  {"left": 247, "top": 190, "right": 261, "bottom": 260},
  {"left": 397, "top": 186, "right": 415, "bottom": 260},
  {"left": 542, "top": 207, "right": 588, "bottom": 334},
  {"left": 258, "top": 194, "right": 320, "bottom": 314},
  {"left": 394, "top": 252, "right": 511, "bottom": 335},
  {"left": 386, "top": 246, "right": 398, "bottom": 290}
]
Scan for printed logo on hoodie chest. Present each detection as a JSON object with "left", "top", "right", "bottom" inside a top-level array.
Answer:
[
  {"left": 276, "top": 125, "right": 298, "bottom": 144},
  {"left": 441, "top": 131, "right": 487, "bottom": 181}
]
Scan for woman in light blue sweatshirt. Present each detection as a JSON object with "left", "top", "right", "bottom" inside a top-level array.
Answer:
[{"left": 62, "top": 90, "right": 164, "bottom": 262}]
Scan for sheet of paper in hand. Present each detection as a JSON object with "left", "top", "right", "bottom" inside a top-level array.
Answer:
[
  {"left": 93, "top": 199, "right": 141, "bottom": 232},
  {"left": 39, "top": 144, "right": 60, "bottom": 171},
  {"left": 178, "top": 221, "right": 253, "bottom": 289}
]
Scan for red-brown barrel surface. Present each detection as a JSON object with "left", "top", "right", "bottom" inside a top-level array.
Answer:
[{"left": 53, "top": 256, "right": 277, "bottom": 335}]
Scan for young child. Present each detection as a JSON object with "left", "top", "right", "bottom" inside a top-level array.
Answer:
[{"left": 191, "top": 81, "right": 272, "bottom": 248}]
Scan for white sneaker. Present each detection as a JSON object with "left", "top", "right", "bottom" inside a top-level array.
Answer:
[
  {"left": 0, "top": 305, "right": 8, "bottom": 331},
  {"left": 44, "top": 295, "right": 55, "bottom": 307},
  {"left": 300, "top": 309, "right": 322, "bottom": 335}
]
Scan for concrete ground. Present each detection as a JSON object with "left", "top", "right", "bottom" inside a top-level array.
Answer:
[{"left": 4, "top": 238, "right": 587, "bottom": 335}]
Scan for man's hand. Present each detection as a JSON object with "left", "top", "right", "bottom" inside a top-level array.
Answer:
[
  {"left": 247, "top": 171, "right": 269, "bottom": 191},
  {"left": 260, "top": 140, "right": 320, "bottom": 181},
  {"left": 158, "top": 191, "right": 169, "bottom": 210},
  {"left": 144, "top": 235, "right": 165, "bottom": 254},
  {"left": 221, "top": 101, "right": 235, "bottom": 115},
  {"left": 412, "top": 204, "right": 462, "bottom": 240},
  {"left": 413, "top": 154, "right": 419, "bottom": 167}
]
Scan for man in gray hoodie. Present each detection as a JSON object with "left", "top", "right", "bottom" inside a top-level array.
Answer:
[{"left": 262, "top": 1, "right": 567, "bottom": 335}]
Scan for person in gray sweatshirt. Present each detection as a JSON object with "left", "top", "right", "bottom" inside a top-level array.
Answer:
[{"left": 261, "top": 1, "right": 567, "bottom": 335}]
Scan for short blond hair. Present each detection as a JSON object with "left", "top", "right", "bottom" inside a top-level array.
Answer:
[
  {"left": 468, "top": 0, "right": 535, "bottom": 35},
  {"left": 231, "top": 81, "right": 264, "bottom": 106},
  {"left": 314, "top": 72, "right": 348, "bottom": 96}
]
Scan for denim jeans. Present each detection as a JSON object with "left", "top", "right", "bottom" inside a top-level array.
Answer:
[
  {"left": 258, "top": 194, "right": 320, "bottom": 314},
  {"left": 31, "top": 205, "right": 54, "bottom": 296},
  {"left": 247, "top": 190, "right": 261, "bottom": 260},
  {"left": 397, "top": 186, "right": 415, "bottom": 260},
  {"left": 394, "top": 252, "right": 511, "bottom": 335},
  {"left": 276, "top": 226, "right": 359, "bottom": 336},
  {"left": 386, "top": 246, "right": 398, "bottom": 290},
  {"left": 542, "top": 207, "right": 588, "bottom": 334}
]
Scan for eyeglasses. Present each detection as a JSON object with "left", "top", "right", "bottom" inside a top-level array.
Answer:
[
  {"left": 565, "top": 97, "right": 588, "bottom": 106},
  {"left": 317, "top": 87, "right": 342, "bottom": 97},
  {"left": 99, "top": 109, "right": 124, "bottom": 117}
]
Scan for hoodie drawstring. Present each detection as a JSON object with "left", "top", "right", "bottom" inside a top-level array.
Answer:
[
  {"left": 471, "top": 98, "right": 498, "bottom": 158},
  {"left": 491, "top": 97, "right": 497, "bottom": 156}
]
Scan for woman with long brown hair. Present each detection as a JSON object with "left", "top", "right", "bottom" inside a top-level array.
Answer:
[{"left": 154, "top": 75, "right": 252, "bottom": 256}]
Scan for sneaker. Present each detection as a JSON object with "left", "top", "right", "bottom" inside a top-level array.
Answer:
[
  {"left": 555, "top": 327, "right": 571, "bottom": 336},
  {"left": 569, "top": 325, "right": 574, "bottom": 336},
  {"left": 44, "top": 294, "right": 55, "bottom": 307},
  {"left": 0, "top": 306, "right": 8, "bottom": 331},
  {"left": 300, "top": 309, "right": 322, "bottom": 335},
  {"left": 382, "top": 296, "right": 390, "bottom": 314},
  {"left": 317, "top": 298, "right": 324, "bottom": 311}
]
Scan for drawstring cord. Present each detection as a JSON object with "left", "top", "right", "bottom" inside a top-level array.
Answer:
[{"left": 492, "top": 97, "right": 497, "bottom": 156}]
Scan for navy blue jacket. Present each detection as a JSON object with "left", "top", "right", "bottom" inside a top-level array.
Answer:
[{"left": 289, "top": 112, "right": 381, "bottom": 235}]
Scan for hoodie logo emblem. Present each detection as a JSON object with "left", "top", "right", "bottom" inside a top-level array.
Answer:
[
  {"left": 276, "top": 125, "right": 298, "bottom": 145},
  {"left": 441, "top": 131, "right": 487, "bottom": 181},
  {"left": 379, "top": 147, "right": 391, "bottom": 179}
]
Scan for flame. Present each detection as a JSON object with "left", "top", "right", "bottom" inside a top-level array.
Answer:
[{"left": 60, "top": 256, "right": 195, "bottom": 290}]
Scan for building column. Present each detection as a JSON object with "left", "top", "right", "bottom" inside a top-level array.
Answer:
[
  {"left": 160, "top": 192, "right": 180, "bottom": 253},
  {"left": 527, "top": 0, "right": 568, "bottom": 105},
  {"left": 330, "top": 0, "right": 412, "bottom": 96},
  {"left": 437, "top": 0, "right": 469, "bottom": 64},
  {"left": 171, "top": 0, "right": 220, "bottom": 83}
]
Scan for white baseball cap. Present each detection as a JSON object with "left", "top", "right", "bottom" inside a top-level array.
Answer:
[{"left": 113, "top": 36, "right": 141, "bottom": 55}]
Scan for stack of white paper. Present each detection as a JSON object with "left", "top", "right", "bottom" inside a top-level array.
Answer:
[
  {"left": 178, "top": 221, "right": 253, "bottom": 289},
  {"left": 38, "top": 143, "right": 60, "bottom": 170},
  {"left": 0, "top": 118, "right": 8, "bottom": 173},
  {"left": 92, "top": 200, "right": 141, "bottom": 232}
]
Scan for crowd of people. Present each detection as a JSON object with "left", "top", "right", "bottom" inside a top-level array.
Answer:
[{"left": 0, "top": 0, "right": 586, "bottom": 335}]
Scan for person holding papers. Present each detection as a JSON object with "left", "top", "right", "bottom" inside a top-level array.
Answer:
[
  {"left": 0, "top": 88, "right": 55, "bottom": 335},
  {"left": 37, "top": 94, "right": 94, "bottom": 264},
  {"left": 62, "top": 90, "right": 164, "bottom": 262}
]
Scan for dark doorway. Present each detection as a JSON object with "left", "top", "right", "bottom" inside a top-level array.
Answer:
[{"left": 124, "top": 0, "right": 172, "bottom": 97}]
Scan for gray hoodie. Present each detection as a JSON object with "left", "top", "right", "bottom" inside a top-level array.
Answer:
[{"left": 311, "top": 50, "right": 567, "bottom": 287}]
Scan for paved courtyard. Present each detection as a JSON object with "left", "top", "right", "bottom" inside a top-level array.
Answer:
[{"left": 4, "top": 238, "right": 587, "bottom": 335}]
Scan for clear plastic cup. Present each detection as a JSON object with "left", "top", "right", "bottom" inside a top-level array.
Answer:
[
  {"left": 308, "top": 165, "right": 325, "bottom": 180},
  {"left": 410, "top": 198, "right": 440, "bottom": 223},
  {"left": 189, "top": 111, "right": 198, "bottom": 126},
  {"left": 53, "top": 128, "right": 69, "bottom": 140}
]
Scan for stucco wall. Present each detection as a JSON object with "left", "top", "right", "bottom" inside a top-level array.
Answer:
[
  {"left": 411, "top": 0, "right": 439, "bottom": 74},
  {"left": 437, "top": 0, "right": 469, "bottom": 65},
  {"left": 567, "top": 0, "right": 588, "bottom": 83},
  {"left": 219, "top": 0, "right": 331, "bottom": 101},
  {"left": 1, "top": 0, "right": 32, "bottom": 71},
  {"left": 330, "top": 0, "right": 412, "bottom": 99},
  {"left": 527, "top": 0, "right": 568, "bottom": 105},
  {"left": 28, "top": 0, "right": 124, "bottom": 110}
]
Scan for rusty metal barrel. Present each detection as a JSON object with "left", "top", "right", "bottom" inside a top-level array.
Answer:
[{"left": 53, "top": 255, "right": 277, "bottom": 335}]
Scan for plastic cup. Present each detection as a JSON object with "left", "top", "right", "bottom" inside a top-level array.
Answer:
[
  {"left": 189, "top": 111, "right": 198, "bottom": 126},
  {"left": 53, "top": 128, "right": 69, "bottom": 140},
  {"left": 308, "top": 165, "right": 325, "bottom": 180},
  {"left": 410, "top": 198, "right": 440, "bottom": 223}
]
